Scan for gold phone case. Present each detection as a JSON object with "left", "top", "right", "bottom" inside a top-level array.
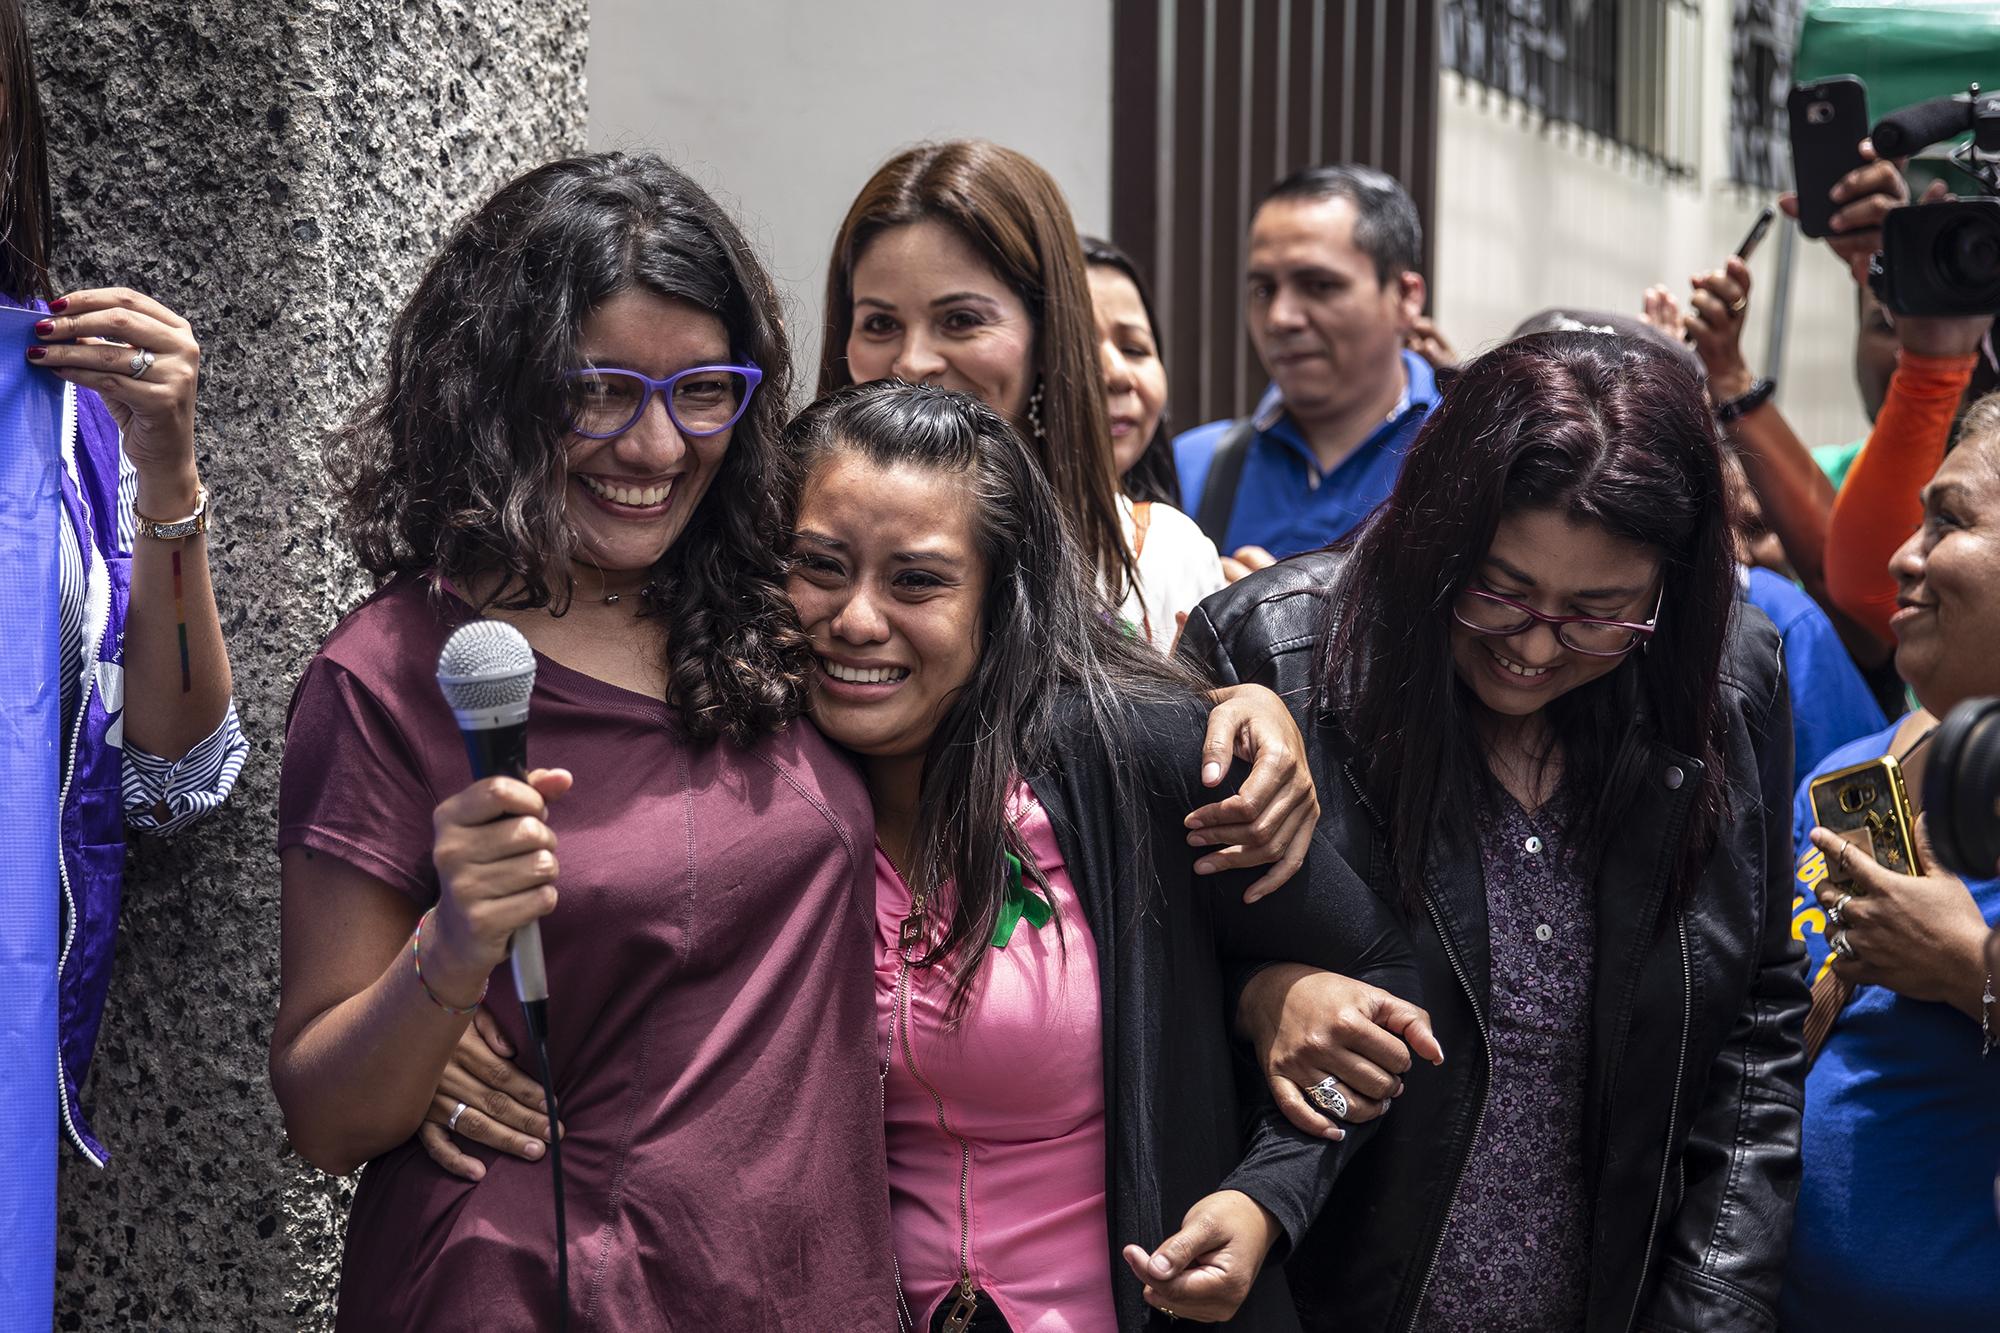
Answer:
[{"left": 1808, "top": 755, "right": 1922, "bottom": 885}]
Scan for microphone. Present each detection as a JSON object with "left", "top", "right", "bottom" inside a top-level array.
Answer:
[
  {"left": 435, "top": 619, "right": 546, "bottom": 1005},
  {"left": 1872, "top": 92, "right": 1975, "bottom": 159},
  {"left": 436, "top": 617, "right": 568, "bottom": 1329}
]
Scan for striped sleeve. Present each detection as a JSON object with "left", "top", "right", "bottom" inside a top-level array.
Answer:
[
  {"left": 115, "top": 444, "right": 138, "bottom": 555},
  {"left": 121, "top": 702, "right": 250, "bottom": 836}
]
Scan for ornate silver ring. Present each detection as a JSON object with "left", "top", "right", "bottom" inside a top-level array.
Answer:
[
  {"left": 128, "top": 348, "right": 155, "bottom": 379},
  {"left": 1307, "top": 1076, "right": 1350, "bottom": 1120}
]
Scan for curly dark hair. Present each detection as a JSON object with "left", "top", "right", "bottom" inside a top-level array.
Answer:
[{"left": 337, "top": 151, "right": 810, "bottom": 744}]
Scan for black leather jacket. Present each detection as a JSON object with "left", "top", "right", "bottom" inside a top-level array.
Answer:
[{"left": 1179, "top": 552, "right": 1809, "bottom": 1333}]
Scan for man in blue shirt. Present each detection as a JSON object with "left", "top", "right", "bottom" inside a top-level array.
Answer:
[{"left": 1175, "top": 165, "right": 1438, "bottom": 567}]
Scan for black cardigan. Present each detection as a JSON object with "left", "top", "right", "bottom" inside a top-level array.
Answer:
[{"left": 1023, "top": 691, "right": 1420, "bottom": 1331}]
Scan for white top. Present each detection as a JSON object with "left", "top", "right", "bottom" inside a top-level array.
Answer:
[{"left": 1115, "top": 495, "right": 1227, "bottom": 654}]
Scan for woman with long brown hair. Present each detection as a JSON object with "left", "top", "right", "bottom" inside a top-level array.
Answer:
[{"left": 818, "top": 140, "right": 1225, "bottom": 654}]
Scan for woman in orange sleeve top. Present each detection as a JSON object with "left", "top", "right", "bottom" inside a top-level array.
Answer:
[{"left": 1823, "top": 310, "right": 1988, "bottom": 643}]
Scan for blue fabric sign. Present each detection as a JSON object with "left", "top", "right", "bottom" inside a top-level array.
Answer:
[{"left": 0, "top": 302, "right": 65, "bottom": 1328}]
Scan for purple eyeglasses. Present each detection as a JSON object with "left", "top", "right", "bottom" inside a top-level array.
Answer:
[
  {"left": 563, "top": 364, "right": 763, "bottom": 440},
  {"left": 1453, "top": 586, "right": 1664, "bottom": 657}
]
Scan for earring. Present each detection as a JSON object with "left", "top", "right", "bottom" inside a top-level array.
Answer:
[{"left": 1026, "top": 379, "right": 1046, "bottom": 441}]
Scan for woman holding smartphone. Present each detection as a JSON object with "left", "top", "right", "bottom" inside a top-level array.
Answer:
[
  {"left": 1182, "top": 330, "right": 1806, "bottom": 1331},
  {"left": 1780, "top": 394, "right": 2000, "bottom": 1332}
]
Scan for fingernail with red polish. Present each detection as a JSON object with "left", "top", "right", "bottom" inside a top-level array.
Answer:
[
  {"left": 48, "top": 297, "right": 67, "bottom": 312},
  {"left": 33, "top": 320, "right": 53, "bottom": 336},
  {"left": 26, "top": 346, "right": 45, "bottom": 360}
]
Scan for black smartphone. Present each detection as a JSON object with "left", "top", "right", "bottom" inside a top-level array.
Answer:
[
  {"left": 1789, "top": 77, "right": 1871, "bottom": 239},
  {"left": 1736, "top": 205, "right": 1777, "bottom": 261}
]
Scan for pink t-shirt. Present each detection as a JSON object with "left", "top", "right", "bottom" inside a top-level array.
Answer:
[{"left": 876, "top": 788, "right": 1119, "bottom": 1332}]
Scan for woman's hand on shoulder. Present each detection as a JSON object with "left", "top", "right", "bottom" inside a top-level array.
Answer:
[
  {"left": 32, "top": 288, "right": 201, "bottom": 479},
  {"left": 1807, "top": 817, "right": 1992, "bottom": 1016},
  {"left": 427, "top": 768, "right": 573, "bottom": 999},
  {"left": 417, "top": 1005, "right": 563, "bottom": 1180},
  {"left": 1220, "top": 545, "right": 1277, "bottom": 584},
  {"left": 1186, "top": 684, "right": 1318, "bottom": 903},
  {"left": 1239, "top": 962, "right": 1442, "bottom": 1139},
  {"left": 1122, "top": 1189, "right": 1279, "bottom": 1323}
]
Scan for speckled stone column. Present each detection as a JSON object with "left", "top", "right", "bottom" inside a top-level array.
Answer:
[{"left": 28, "top": 3, "right": 585, "bottom": 1326}]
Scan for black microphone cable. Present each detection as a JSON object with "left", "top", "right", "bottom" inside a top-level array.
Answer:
[
  {"left": 521, "top": 996, "right": 568, "bottom": 1333},
  {"left": 438, "top": 619, "right": 569, "bottom": 1331}
]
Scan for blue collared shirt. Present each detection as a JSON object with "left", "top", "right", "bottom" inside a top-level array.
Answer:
[{"left": 1174, "top": 348, "right": 1439, "bottom": 557}]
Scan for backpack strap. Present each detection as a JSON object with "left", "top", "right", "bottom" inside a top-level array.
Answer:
[{"left": 1193, "top": 416, "right": 1258, "bottom": 547}]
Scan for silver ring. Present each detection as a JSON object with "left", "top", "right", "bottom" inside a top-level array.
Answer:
[
  {"left": 1831, "top": 929, "right": 1857, "bottom": 961},
  {"left": 446, "top": 1100, "right": 468, "bottom": 1133},
  {"left": 127, "top": 348, "right": 155, "bottom": 379},
  {"left": 1828, "top": 893, "right": 1853, "bottom": 926},
  {"left": 1307, "top": 1076, "right": 1350, "bottom": 1119}
]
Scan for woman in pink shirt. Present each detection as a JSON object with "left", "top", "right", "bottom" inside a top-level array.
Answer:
[
  {"left": 411, "top": 371, "right": 1415, "bottom": 1326},
  {"left": 781, "top": 381, "right": 1419, "bottom": 1331}
]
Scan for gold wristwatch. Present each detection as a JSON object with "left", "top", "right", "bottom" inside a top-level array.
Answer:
[{"left": 133, "top": 484, "right": 210, "bottom": 541}]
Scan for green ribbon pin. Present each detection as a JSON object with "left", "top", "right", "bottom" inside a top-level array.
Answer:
[{"left": 989, "top": 850, "right": 1053, "bottom": 948}]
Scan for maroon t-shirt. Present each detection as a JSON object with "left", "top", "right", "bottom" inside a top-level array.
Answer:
[{"left": 278, "top": 579, "right": 894, "bottom": 1329}]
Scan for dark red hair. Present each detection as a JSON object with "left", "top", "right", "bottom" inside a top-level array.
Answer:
[{"left": 1320, "top": 330, "right": 1735, "bottom": 906}]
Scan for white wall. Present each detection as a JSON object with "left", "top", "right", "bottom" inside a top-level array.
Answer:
[
  {"left": 1432, "top": 4, "right": 1870, "bottom": 453},
  {"left": 587, "top": 0, "right": 1112, "bottom": 395}
]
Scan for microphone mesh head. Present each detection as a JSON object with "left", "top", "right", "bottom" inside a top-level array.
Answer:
[{"left": 436, "top": 620, "right": 537, "bottom": 712}]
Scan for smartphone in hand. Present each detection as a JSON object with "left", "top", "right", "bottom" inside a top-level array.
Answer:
[
  {"left": 1810, "top": 754, "right": 1922, "bottom": 886},
  {"left": 1735, "top": 205, "right": 1776, "bottom": 261},
  {"left": 1789, "top": 77, "right": 1870, "bottom": 239}
]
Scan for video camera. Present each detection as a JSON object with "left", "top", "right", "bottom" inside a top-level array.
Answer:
[{"left": 1868, "top": 85, "right": 2000, "bottom": 318}]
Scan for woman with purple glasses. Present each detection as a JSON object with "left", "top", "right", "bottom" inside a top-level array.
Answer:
[
  {"left": 267, "top": 152, "right": 890, "bottom": 1330},
  {"left": 268, "top": 151, "right": 1317, "bottom": 1330},
  {"left": 1181, "top": 331, "right": 1807, "bottom": 1330}
]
